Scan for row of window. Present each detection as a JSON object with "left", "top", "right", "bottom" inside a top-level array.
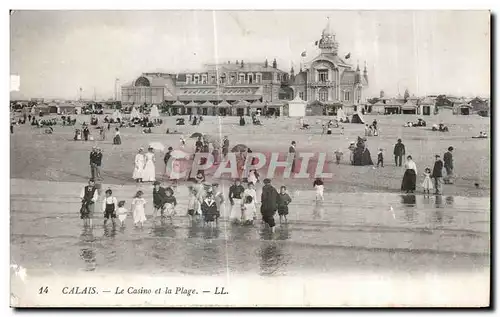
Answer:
[
  {"left": 317, "top": 89, "right": 350, "bottom": 102},
  {"left": 186, "top": 73, "right": 264, "bottom": 85}
]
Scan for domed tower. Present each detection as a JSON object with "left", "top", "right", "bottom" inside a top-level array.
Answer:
[{"left": 318, "top": 17, "right": 339, "bottom": 56}]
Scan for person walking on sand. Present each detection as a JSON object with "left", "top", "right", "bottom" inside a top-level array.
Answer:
[
  {"left": 313, "top": 178, "right": 324, "bottom": 201},
  {"left": 131, "top": 191, "right": 147, "bottom": 227},
  {"left": 260, "top": 178, "right": 279, "bottom": 233},
  {"left": 431, "top": 155, "right": 444, "bottom": 195},
  {"left": 133, "top": 148, "right": 145, "bottom": 183},
  {"left": 142, "top": 147, "right": 156, "bottom": 182},
  {"left": 421, "top": 167, "right": 433, "bottom": 195},
  {"left": 377, "top": 148, "right": 384, "bottom": 167},
  {"left": 113, "top": 128, "right": 121, "bottom": 145},
  {"left": 80, "top": 179, "right": 98, "bottom": 227},
  {"left": 401, "top": 155, "right": 418, "bottom": 193},
  {"left": 393, "top": 139, "right": 405, "bottom": 167},
  {"left": 289, "top": 141, "right": 297, "bottom": 173},
  {"left": 443, "top": 146, "right": 454, "bottom": 184}
]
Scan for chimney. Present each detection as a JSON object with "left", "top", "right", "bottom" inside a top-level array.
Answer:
[{"left": 272, "top": 58, "right": 277, "bottom": 69}]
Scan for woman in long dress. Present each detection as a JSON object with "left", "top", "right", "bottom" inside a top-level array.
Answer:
[
  {"left": 113, "top": 128, "right": 122, "bottom": 145},
  {"left": 132, "top": 148, "right": 145, "bottom": 183},
  {"left": 401, "top": 155, "right": 418, "bottom": 193},
  {"left": 142, "top": 147, "right": 156, "bottom": 182}
]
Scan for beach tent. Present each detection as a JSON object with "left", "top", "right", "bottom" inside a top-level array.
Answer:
[
  {"left": 150, "top": 105, "right": 160, "bottom": 118},
  {"left": 112, "top": 110, "right": 122, "bottom": 121},
  {"left": 130, "top": 106, "right": 140, "bottom": 118},
  {"left": 351, "top": 112, "right": 365, "bottom": 124},
  {"left": 287, "top": 95, "right": 307, "bottom": 117},
  {"left": 336, "top": 108, "right": 347, "bottom": 122}
]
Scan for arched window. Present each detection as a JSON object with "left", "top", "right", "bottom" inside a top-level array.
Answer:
[
  {"left": 135, "top": 77, "right": 151, "bottom": 87},
  {"left": 319, "top": 88, "right": 328, "bottom": 102}
]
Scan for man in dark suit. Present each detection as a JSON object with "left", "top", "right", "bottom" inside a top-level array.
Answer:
[
  {"left": 393, "top": 139, "right": 405, "bottom": 167},
  {"left": 289, "top": 141, "right": 297, "bottom": 173},
  {"left": 89, "top": 147, "right": 103, "bottom": 180},
  {"left": 431, "top": 155, "right": 444, "bottom": 195},
  {"left": 260, "top": 178, "right": 279, "bottom": 233},
  {"left": 443, "top": 146, "right": 454, "bottom": 184},
  {"left": 152, "top": 181, "right": 167, "bottom": 220}
]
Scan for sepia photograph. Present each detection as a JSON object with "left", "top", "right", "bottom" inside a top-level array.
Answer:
[{"left": 9, "top": 9, "right": 490, "bottom": 307}]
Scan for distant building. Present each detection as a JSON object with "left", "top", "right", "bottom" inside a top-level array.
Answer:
[{"left": 121, "top": 61, "right": 289, "bottom": 116}]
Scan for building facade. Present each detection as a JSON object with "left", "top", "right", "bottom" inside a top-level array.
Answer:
[
  {"left": 121, "top": 20, "right": 369, "bottom": 116},
  {"left": 290, "top": 19, "right": 369, "bottom": 115},
  {"left": 121, "top": 60, "right": 290, "bottom": 115}
]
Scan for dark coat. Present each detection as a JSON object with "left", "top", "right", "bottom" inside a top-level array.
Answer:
[
  {"left": 443, "top": 151, "right": 453, "bottom": 169},
  {"left": 260, "top": 184, "right": 279, "bottom": 216},
  {"left": 394, "top": 143, "right": 405, "bottom": 156},
  {"left": 153, "top": 187, "right": 167, "bottom": 208},
  {"left": 90, "top": 151, "right": 103, "bottom": 166},
  {"left": 431, "top": 160, "right": 444, "bottom": 178},
  {"left": 201, "top": 199, "right": 218, "bottom": 217}
]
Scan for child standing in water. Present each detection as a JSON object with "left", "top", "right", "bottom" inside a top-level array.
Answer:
[
  {"left": 131, "top": 190, "right": 147, "bottom": 227},
  {"left": 102, "top": 189, "right": 118, "bottom": 226},
  {"left": 186, "top": 186, "right": 200, "bottom": 222},
  {"left": 313, "top": 178, "right": 324, "bottom": 201},
  {"left": 241, "top": 196, "right": 256, "bottom": 225},
  {"left": 422, "top": 167, "right": 434, "bottom": 195},
  {"left": 201, "top": 192, "right": 218, "bottom": 228},
  {"left": 163, "top": 187, "right": 177, "bottom": 224},
  {"left": 277, "top": 186, "right": 292, "bottom": 224},
  {"left": 116, "top": 201, "right": 128, "bottom": 227},
  {"left": 212, "top": 183, "right": 224, "bottom": 226}
]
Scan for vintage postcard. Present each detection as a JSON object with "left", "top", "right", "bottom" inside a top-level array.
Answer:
[{"left": 9, "top": 10, "right": 490, "bottom": 307}]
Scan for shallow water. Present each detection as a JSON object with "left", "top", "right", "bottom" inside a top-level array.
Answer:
[{"left": 10, "top": 179, "right": 490, "bottom": 277}]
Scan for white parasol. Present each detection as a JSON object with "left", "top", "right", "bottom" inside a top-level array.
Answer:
[
  {"left": 170, "top": 149, "right": 189, "bottom": 159},
  {"left": 148, "top": 142, "right": 165, "bottom": 152}
]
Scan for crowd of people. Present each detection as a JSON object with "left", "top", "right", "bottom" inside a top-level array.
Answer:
[{"left": 79, "top": 176, "right": 299, "bottom": 233}]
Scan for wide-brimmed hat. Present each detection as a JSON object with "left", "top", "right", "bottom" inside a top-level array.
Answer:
[
  {"left": 263, "top": 178, "right": 272, "bottom": 184},
  {"left": 195, "top": 174, "right": 204, "bottom": 181},
  {"left": 153, "top": 181, "right": 161, "bottom": 185}
]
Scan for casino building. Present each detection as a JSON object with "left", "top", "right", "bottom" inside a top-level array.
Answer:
[{"left": 121, "top": 19, "right": 368, "bottom": 116}]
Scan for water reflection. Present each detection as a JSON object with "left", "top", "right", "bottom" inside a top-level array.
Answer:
[
  {"left": 401, "top": 194, "right": 417, "bottom": 222},
  {"left": 276, "top": 226, "right": 291, "bottom": 241},
  {"left": 445, "top": 196, "right": 454, "bottom": 206},
  {"left": 103, "top": 224, "right": 117, "bottom": 238},
  {"left": 435, "top": 195, "right": 444, "bottom": 208},
  {"left": 151, "top": 223, "right": 177, "bottom": 238},
  {"left": 187, "top": 222, "right": 202, "bottom": 239},
  {"left": 258, "top": 242, "right": 285, "bottom": 276},
  {"left": 232, "top": 225, "right": 254, "bottom": 240},
  {"left": 79, "top": 227, "right": 96, "bottom": 271},
  {"left": 401, "top": 194, "right": 417, "bottom": 206},
  {"left": 312, "top": 201, "right": 324, "bottom": 220},
  {"left": 203, "top": 227, "right": 221, "bottom": 240}
]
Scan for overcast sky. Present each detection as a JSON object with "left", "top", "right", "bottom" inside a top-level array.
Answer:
[{"left": 10, "top": 10, "right": 490, "bottom": 100}]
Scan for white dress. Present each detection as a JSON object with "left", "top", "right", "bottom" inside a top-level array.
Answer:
[
  {"left": 131, "top": 198, "right": 147, "bottom": 224},
  {"left": 132, "top": 153, "right": 145, "bottom": 180},
  {"left": 142, "top": 152, "right": 156, "bottom": 182},
  {"left": 117, "top": 207, "right": 128, "bottom": 222},
  {"left": 243, "top": 188, "right": 258, "bottom": 219}
]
